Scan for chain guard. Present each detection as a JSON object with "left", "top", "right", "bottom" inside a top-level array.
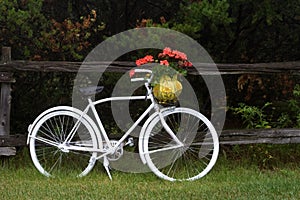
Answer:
[{"left": 103, "top": 140, "right": 124, "bottom": 161}]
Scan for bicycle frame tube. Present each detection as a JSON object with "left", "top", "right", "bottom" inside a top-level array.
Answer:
[{"left": 89, "top": 95, "right": 156, "bottom": 160}]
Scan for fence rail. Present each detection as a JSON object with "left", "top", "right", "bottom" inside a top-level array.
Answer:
[
  {"left": 1, "top": 60, "right": 300, "bottom": 74},
  {"left": 1, "top": 129, "right": 300, "bottom": 148},
  {"left": 1, "top": 47, "right": 300, "bottom": 155}
]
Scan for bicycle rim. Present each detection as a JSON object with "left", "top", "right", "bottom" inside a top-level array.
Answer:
[
  {"left": 29, "top": 110, "right": 98, "bottom": 177},
  {"left": 143, "top": 107, "right": 219, "bottom": 181}
]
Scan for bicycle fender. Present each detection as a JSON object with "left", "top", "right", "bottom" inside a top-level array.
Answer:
[{"left": 27, "top": 106, "right": 101, "bottom": 146}]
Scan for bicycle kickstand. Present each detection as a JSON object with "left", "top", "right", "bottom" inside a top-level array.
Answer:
[{"left": 103, "top": 156, "right": 112, "bottom": 180}]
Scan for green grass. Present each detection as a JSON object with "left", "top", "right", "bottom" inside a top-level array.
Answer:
[{"left": 1, "top": 146, "right": 300, "bottom": 200}]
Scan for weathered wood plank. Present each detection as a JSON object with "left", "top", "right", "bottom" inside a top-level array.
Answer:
[
  {"left": 0, "top": 47, "right": 16, "bottom": 156},
  {"left": 0, "top": 129, "right": 300, "bottom": 148},
  {"left": 220, "top": 129, "right": 300, "bottom": 145},
  {"left": 0, "top": 72, "right": 15, "bottom": 83},
  {"left": 1, "top": 47, "right": 11, "bottom": 64},
  {"left": 0, "top": 147, "right": 16, "bottom": 156},
  {"left": 0, "top": 60, "right": 300, "bottom": 74},
  {"left": 0, "top": 134, "right": 27, "bottom": 147},
  {"left": 0, "top": 47, "right": 13, "bottom": 137},
  {"left": 0, "top": 83, "right": 11, "bottom": 135}
]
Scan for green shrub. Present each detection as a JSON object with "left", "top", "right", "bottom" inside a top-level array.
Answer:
[
  {"left": 0, "top": 0, "right": 49, "bottom": 59},
  {"left": 276, "top": 84, "right": 300, "bottom": 128},
  {"left": 0, "top": 0, "right": 105, "bottom": 61},
  {"left": 230, "top": 102, "right": 272, "bottom": 129}
]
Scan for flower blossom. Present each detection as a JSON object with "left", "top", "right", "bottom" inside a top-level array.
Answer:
[
  {"left": 162, "top": 47, "right": 174, "bottom": 57},
  {"left": 161, "top": 47, "right": 188, "bottom": 61},
  {"left": 129, "top": 69, "right": 135, "bottom": 77},
  {"left": 160, "top": 60, "right": 169, "bottom": 66},
  {"left": 183, "top": 61, "right": 193, "bottom": 67},
  {"left": 173, "top": 50, "right": 187, "bottom": 60},
  {"left": 144, "top": 55, "right": 154, "bottom": 62},
  {"left": 135, "top": 55, "right": 154, "bottom": 66},
  {"left": 135, "top": 47, "right": 192, "bottom": 69}
]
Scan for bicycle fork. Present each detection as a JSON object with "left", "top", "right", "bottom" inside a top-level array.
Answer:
[{"left": 156, "top": 105, "right": 184, "bottom": 147}]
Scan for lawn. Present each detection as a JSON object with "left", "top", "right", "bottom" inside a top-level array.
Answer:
[{"left": 0, "top": 146, "right": 299, "bottom": 200}]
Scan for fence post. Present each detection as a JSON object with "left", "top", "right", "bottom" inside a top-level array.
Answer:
[{"left": 0, "top": 47, "right": 16, "bottom": 155}]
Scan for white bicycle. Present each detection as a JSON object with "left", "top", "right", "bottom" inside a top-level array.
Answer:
[{"left": 27, "top": 69, "right": 219, "bottom": 181}]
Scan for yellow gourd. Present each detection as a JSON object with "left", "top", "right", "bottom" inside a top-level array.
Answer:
[{"left": 153, "top": 74, "right": 182, "bottom": 103}]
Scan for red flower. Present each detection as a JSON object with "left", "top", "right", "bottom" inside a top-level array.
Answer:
[
  {"left": 135, "top": 59, "right": 143, "bottom": 66},
  {"left": 144, "top": 55, "right": 154, "bottom": 62},
  {"left": 162, "top": 47, "right": 175, "bottom": 57},
  {"left": 172, "top": 50, "right": 187, "bottom": 60},
  {"left": 135, "top": 47, "right": 191, "bottom": 72},
  {"left": 160, "top": 60, "right": 169, "bottom": 66},
  {"left": 135, "top": 55, "right": 154, "bottom": 66},
  {"left": 161, "top": 47, "right": 188, "bottom": 61},
  {"left": 184, "top": 61, "right": 193, "bottom": 67},
  {"left": 158, "top": 53, "right": 164, "bottom": 59},
  {"left": 129, "top": 69, "right": 135, "bottom": 78}
]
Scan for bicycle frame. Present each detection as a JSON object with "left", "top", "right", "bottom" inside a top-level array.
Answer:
[
  {"left": 87, "top": 93, "right": 154, "bottom": 160},
  {"left": 61, "top": 80, "right": 183, "bottom": 161}
]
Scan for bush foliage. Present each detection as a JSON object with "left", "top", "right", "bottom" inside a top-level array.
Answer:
[
  {"left": 1, "top": 0, "right": 299, "bottom": 62},
  {"left": 1, "top": 0, "right": 300, "bottom": 131}
]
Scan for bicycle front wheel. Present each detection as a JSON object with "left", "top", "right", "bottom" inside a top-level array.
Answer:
[
  {"left": 143, "top": 107, "right": 219, "bottom": 181},
  {"left": 29, "top": 110, "right": 99, "bottom": 177}
]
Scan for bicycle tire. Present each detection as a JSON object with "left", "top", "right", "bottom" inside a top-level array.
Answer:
[
  {"left": 29, "top": 109, "right": 99, "bottom": 177},
  {"left": 143, "top": 107, "right": 219, "bottom": 181}
]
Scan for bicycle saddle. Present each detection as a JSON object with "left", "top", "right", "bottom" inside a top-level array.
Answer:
[{"left": 79, "top": 86, "right": 104, "bottom": 96}]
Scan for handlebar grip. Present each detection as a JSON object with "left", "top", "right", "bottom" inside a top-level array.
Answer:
[
  {"left": 131, "top": 78, "right": 146, "bottom": 82},
  {"left": 130, "top": 69, "right": 153, "bottom": 82},
  {"left": 133, "top": 69, "right": 152, "bottom": 74}
]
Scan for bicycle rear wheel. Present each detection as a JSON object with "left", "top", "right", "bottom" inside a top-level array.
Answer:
[
  {"left": 29, "top": 110, "right": 98, "bottom": 177},
  {"left": 143, "top": 107, "right": 219, "bottom": 181}
]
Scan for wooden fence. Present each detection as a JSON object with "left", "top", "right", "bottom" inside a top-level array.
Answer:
[
  {"left": 0, "top": 47, "right": 16, "bottom": 155},
  {"left": 1, "top": 47, "right": 300, "bottom": 155}
]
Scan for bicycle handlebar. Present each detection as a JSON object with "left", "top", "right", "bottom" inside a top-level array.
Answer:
[
  {"left": 130, "top": 69, "right": 153, "bottom": 83},
  {"left": 131, "top": 77, "right": 147, "bottom": 82},
  {"left": 133, "top": 69, "right": 152, "bottom": 74}
]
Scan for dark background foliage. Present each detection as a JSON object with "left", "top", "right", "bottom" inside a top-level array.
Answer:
[
  {"left": 1, "top": 0, "right": 300, "bottom": 133},
  {"left": 1, "top": 0, "right": 299, "bottom": 62}
]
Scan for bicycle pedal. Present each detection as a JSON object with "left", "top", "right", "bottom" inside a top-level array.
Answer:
[{"left": 125, "top": 137, "right": 134, "bottom": 147}]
